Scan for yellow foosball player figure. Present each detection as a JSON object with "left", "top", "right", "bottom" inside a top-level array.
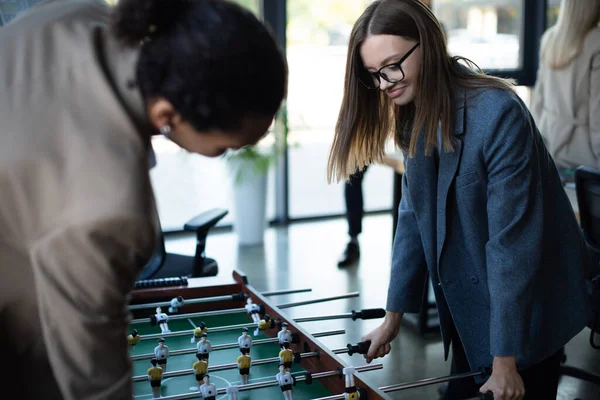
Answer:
[
  {"left": 343, "top": 367, "right": 359, "bottom": 400},
  {"left": 255, "top": 314, "right": 273, "bottom": 336},
  {"left": 276, "top": 363, "right": 294, "bottom": 400},
  {"left": 192, "top": 353, "right": 209, "bottom": 391},
  {"left": 279, "top": 341, "right": 294, "bottom": 372},
  {"left": 127, "top": 329, "right": 140, "bottom": 350},
  {"left": 190, "top": 322, "right": 208, "bottom": 344},
  {"left": 147, "top": 358, "right": 163, "bottom": 399},
  {"left": 236, "top": 353, "right": 252, "bottom": 385}
]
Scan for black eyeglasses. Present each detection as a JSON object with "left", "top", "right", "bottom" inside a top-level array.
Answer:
[{"left": 358, "top": 42, "right": 420, "bottom": 89}]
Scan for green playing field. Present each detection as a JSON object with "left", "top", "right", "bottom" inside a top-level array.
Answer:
[{"left": 130, "top": 312, "right": 333, "bottom": 399}]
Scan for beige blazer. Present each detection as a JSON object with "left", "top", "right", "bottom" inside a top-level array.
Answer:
[
  {"left": 531, "top": 26, "right": 600, "bottom": 169},
  {"left": 0, "top": 1, "right": 158, "bottom": 399}
]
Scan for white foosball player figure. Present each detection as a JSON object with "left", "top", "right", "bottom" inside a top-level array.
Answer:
[
  {"left": 196, "top": 333, "right": 212, "bottom": 362},
  {"left": 199, "top": 374, "right": 217, "bottom": 400},
  {"left": 237, "top": 327, "right": 253, "bottom": 354},
  {"left": 343, "top": 366, "right": 359, "bottom": 400},
  {"left": 154, "top": 338, "right": 170, "bottom": 373},
  {"left": 277, "top": 322, "right": 292, "bottom": 347},
  {"left": 245, "top": 298, "right": 261, "bottom": 323},
  {"left": 276, "top": 363, "right": 294, "bottom": 400},
  {"left": 154, "top": 306, "right": 171, "bottom": 334},
  {"left": 168, "top": 296, "right": 184, "bottom": 313},
  {"left": 226, "top": 385, "right": 239, "bottom": 400}
]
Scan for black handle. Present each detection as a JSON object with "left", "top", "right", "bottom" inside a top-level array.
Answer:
[
  {"left": 347, "top": 341, "right": 371, "bottom": 356},
  {"left": 478, "top": 391, "right": 493, "bottom": 400},
  {"left": 351, "top": 308, "right": 386, "bottom": 320}
]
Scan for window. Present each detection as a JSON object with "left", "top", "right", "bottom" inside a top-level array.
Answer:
[
  {"left": 546, "top": 0, "right": 561, "bottom": 28},
  {"left": 286, "top": 0, "right": 394, "bottom": 219},
  {"left": 434, "top": 0, "right": 523, "bottom": 70},
  {"left": 150, "top": 0, "right": 265, "bottom": 232}
]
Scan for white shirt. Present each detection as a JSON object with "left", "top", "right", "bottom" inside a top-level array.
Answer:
[
  {"left": 238, "top": 334, "right": 252, "bottom": 348},
  {"left": 200, "top": 383, "right": 216, "bottom": 397},
  {"left": 276, "top": 371, "right": 293, "bottom": 387},
  {"left": 155, "top": 312, "right": 168, "bottom": 323},
  {"left": 197, "top": 340, "right": 212, "bottom": 354},
  {"left": 278, "top": 329, "right": 292, "bottom": 344},
  {"left": 154, "top": 345, "right": 169, "bottom": 360},
  {"left": 245, "top": 303, "right": 260, "bottom": 313}
]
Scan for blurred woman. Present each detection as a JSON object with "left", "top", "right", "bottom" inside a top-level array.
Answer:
[
  {"left": 531, "top": 0, "right": 600, "bottom": 173},
  {"left": 0, "top": 0, "right": 286, "bottom": 398}
]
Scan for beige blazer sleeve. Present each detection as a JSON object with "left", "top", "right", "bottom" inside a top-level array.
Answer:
[
  {"left": 29, "top": 217, "right": 155, "bottom": 400},
  {"left": 531, "top": 58, "right": 544, "bottom": 126},
  {"left": 590, "top": 53, "right": 600, "bottom": 161}
]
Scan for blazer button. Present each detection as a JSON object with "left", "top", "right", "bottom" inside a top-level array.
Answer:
[{"left": 470, "top": 276, "right": 479, "bottom": 284}]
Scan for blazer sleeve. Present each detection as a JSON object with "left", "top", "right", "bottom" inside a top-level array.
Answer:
[
  {"left": 483, "top": 98, "right": 545, "bottom": 357},
  {"left": 386, "top": 164, "right": 428, "bottom": 313},
  {"left": 29, "top": 217, "right": 155, "bottom": 400},
  {"left": 590, "top": 53, "right": 600, "bottom": 163}
]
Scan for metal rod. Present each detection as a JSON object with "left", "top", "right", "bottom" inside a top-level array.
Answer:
[
  {"left": 139, "top": 309, "right": 364, "bottom": 341},
  {"left": 379, "top": 370, "right": 483, "bottom": 393},
  {"left": 277, "top": 292, "right": 360, "bottom": 309},
  {"left": 261, "top": 288, "right": 312, "bottom": 296},
  {"left": 132, "top": 350, "right": 320, "bottom": 382},
  {"left": 130, "top": 288, "right": 314, "bottom": 311},
  {"left": 129, "top": 294, "right": 244, "bottom": 311},
  {"left": 155, "top": 363, "right": 383, "bottom": 400},
  {"left": 294, "top": 313, "right": 352, "bottom": 322},
  {"left": 139, "top": 321, "right": 256, "bottom": 341},
  {"left": 131, "top": 307, "right": 245, "bottom": 324},
  {"left": 131, "top": 329, "right": 345, "bottom": 361},
  {"left": 132, "top": 293, "right": 360, "bottom": 325}
]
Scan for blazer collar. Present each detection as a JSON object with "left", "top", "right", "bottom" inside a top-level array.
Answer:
[
  {"left": 453, "top": 89, "right": 467, "bottom": 137},
  {"left": 96, "top": 27, "right": 153, "bottom": 138}
]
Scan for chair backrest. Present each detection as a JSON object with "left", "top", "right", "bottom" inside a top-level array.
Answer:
[
  {"left": 575, "top": 166, "right": 600, "bottom": 343},
  {"left": 138, "top": 210, "right": 167, "bottom": 280},
  {"left": 575, "top": 166, "right": 600, "bottom": 257}
]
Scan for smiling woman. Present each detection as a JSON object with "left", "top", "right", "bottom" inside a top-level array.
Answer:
[
  {"left": 327, "top": 1, "right": 592, "bottom": 400},
  {"left": 328, "top": 0, "right": 514, "bottom": 183}
]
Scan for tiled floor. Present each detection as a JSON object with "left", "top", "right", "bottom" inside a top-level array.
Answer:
[{"left": 165, "top": 214, "right": 600, "bottom": 400}]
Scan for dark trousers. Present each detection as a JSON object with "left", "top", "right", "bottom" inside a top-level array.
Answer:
[
  {"left": 445, "top": 331, "right": 563, "bottom": 400},
  {"left": 345, "top": 166, "right": 368, "bottom": 237}
]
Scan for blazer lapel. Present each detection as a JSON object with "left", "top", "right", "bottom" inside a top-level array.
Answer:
[
  {"left": 405, "top": 134, "right": 438, "bottom": 270},
  {"left": 436, "top": 92, "right": 467, "bottom": 264}
]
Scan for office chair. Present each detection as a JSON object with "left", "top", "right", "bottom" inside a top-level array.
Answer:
[
  {"left": 558, "top": 166, "right": 600, "bottom": 387},
  {"left": 137, "top": 208, "right": 229, "bottom": 282}
]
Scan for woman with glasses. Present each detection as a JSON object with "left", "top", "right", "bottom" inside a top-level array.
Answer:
[
  {"left": 0, "top": 0, "right": 286, "bottom": 399},
  {"left": 327, "top": 1, "right": 591, "bottom": 399}
]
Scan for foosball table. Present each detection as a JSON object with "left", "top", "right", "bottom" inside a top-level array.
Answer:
[{"left": 129, "top": 271, "right": 493, "bottom": 399}]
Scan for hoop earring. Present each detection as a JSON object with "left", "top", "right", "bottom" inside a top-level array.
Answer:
[{"left": 159, "top": 125, "right": 171, "bottom": 138}]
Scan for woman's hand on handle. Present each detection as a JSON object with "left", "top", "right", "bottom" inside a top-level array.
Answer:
[{"left": 361, "top": 311, "right": 403, "bottom": 363}]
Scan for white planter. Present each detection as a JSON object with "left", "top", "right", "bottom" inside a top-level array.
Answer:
[{"left": 233, "top": 173, "right": 268, "bottom": 246}]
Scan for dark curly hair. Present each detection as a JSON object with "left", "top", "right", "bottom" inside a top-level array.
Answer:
[{"left": 111, "top": 0, "right": 287, "bottom": 132}]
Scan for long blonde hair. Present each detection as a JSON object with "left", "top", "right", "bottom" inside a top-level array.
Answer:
[
  {"left": 541, "top": 0, "right": 600, "bottom": 69},
  {"left": 327, "top": 0, "right": 514, "bottom": 183}
]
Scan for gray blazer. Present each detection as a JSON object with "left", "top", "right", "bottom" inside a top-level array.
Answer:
[{"left": 386, "top": 87, "right": 591, "bottom": 371}]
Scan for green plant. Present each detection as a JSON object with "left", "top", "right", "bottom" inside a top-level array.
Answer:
[{"left": 224, "top": 103, "right": 289, "bottom": 185}]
